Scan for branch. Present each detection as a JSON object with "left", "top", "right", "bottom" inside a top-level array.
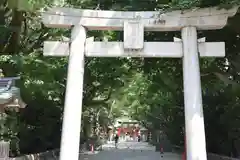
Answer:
[
  {"left": 22, "top": 13, "right": 28, "bottom": 41},
  {"left": 22, "top": 25, "right": 50, "bottom": 53},
  {"left": 88, "top": 87, "right": 113, "bottom": 105},
  {"left": 201, "top": 73, "right": 211, "bottom": 77}
]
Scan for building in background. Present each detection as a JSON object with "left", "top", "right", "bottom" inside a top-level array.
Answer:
[{"left": 112, "top": 117, "right": 148, "bottom": 142}]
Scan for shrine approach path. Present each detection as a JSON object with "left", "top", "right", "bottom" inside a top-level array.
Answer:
[{"left": 79, "top": 141, "right": 181, "bottom": 160}]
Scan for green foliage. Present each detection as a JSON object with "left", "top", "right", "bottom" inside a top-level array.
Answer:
[{"left": 0, "top": 0, "right": 239, "bottom": 158}]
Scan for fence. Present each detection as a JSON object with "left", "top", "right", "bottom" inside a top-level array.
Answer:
[{"left": 172, "top": 145, "right": 239, "bottom": 160}]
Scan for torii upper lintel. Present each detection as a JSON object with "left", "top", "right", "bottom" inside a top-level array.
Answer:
[{"left": 42, "top": 6, "right": 238, "bottom": 31}]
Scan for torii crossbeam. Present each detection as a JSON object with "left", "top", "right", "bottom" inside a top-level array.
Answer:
[{"left": 41, "top": 6, "right": 238, "bottom": 160}]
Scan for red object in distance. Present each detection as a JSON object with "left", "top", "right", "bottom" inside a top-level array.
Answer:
[{"left": 117, "top": 128, "right": 121, "bottom": 136}]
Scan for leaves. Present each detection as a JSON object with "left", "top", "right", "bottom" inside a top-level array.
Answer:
[
  {"left": 0, "top": 0, "right": 239, "bottom": 157},
  {"left": 8, "top": 0, "right": 47, "bottom": 11}
]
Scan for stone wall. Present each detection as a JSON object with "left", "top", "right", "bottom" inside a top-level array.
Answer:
[
  {"left": 7, "top": 139, "right": 104, "bottom": 160},
  {"left": 208, "top": 153, "right": 239, "bottom": 160},
  {"left": 10, "top": 150, "right": 59, "bottom": 160},
  {"left": 172, "top": 145, "right": 239, "bottom": 160}
]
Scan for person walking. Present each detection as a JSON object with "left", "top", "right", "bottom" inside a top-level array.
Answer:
[
  {"left": 137, "top": 130, "right": 141, "bottom": 142},
  {"left": 114, "top": 132, "right": 119, "bottom": 148}
]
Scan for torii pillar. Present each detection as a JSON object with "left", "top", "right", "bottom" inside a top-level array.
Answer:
[{"left": 41, "top": 6, "right": 238, "bottom": 160}]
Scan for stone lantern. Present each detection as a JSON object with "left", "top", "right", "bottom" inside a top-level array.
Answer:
[{"left": 0, "top": 69, "right": 26, "bottom": 159}]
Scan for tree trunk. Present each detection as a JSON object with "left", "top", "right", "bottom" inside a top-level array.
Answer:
[{"left": 4, "top": 9, "right": 24, "bottom": 54}]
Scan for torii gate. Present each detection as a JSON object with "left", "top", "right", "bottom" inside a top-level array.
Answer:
[{"left": 42, "top": 7, "right": 238, "bottom": 160}]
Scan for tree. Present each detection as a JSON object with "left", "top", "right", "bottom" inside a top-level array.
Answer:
[{"left": 0, "top": 0, "right": 240, "bottom": 157}]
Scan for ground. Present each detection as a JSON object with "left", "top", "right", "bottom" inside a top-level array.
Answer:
[{"left": 79, "top": 141, "right": 181, "bottom": 160}]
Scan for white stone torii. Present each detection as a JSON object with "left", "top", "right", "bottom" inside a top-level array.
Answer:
[{"left": 42, "top": 7, "right": 238, "bottom": 160}]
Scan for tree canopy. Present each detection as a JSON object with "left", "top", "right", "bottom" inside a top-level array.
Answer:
[{"left": 0, "top": 0, "right": 240, "bottom": 158}]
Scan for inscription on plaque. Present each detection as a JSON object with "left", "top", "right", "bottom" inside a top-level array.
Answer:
[{"left": 124, "top": 21, "right": 144, "bottom": 49}]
